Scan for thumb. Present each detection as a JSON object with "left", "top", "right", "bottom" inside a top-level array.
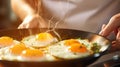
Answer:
[
  {"left": 99, "top": 14, "right": 120, "bottom": 37},
  {"left": 101, "top": 24, "right": 106, "bottom": 30},
  {"left": 116, "top": 28, "right": 120, "bottom": 40}
]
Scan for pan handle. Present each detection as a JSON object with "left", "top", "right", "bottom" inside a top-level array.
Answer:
[{"left": 87, "top": 51, "right": 120, "bottom": 67}]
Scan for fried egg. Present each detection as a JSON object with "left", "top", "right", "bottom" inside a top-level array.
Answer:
[
  {"left": 22, "top": 32, "right": 58, "bottom": 47},
  {"left": 48, "top": 39, "right": 93, "bottom": 59},
  {"left": 0, "top": 36, "right": 19, "bottom": 47},
  {"left": 0, "top": 43, "right": 27, "bottom": 60},
  {"left": 0, "top": 43, "right": 55, "bottom": 61}
]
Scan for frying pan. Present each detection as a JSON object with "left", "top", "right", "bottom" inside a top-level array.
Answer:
[{"left": 0, "top": 28, "right": 111, "bottom": 67}]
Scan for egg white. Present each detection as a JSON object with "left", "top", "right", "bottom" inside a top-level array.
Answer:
[
  {"left": 0, "top": 46, "right": 20, "bottom": 61},
  {"left": 0, "top": 45, "right": 56, "bottom": 61},
  {"left": 0, "top": 39, "right": 21, "bottom": 60},
  {"left": 22, "top": 35, "right": 58, "bottom": 48},
  {"left": 48, "top": 39, "right": 93, "bottom": 59}
]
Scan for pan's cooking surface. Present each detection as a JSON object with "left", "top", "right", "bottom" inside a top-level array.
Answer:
[{"left": 0, "top": 28, "right": 111, "bottom": 67}]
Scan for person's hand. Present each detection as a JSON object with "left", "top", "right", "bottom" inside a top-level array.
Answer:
[
  {"left": 18, "top": 14, "right": 47, "bottom": 29},
  {"left": 99, "top": 13, "right": 120, "bottom": 52},
  {"left": 100, "top": 14, "right": 120, "bottom": 67},
  {"left": 99, "top": 13, "right": 120, "bottom": 39}
]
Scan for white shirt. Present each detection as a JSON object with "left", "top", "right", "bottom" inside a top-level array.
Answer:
[{"left": 41, "top": 0, "right": 120, "bottom": 33}]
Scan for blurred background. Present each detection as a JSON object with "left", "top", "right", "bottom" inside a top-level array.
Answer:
[{"left": 0, "top": 0, "right": 20, "bottom": 30}]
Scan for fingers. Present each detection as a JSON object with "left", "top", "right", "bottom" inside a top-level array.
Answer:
[
  {"left": 99, "top": 13, "right": 120, "bottom": 53},
  {"left": 99, "top": 13, "right": 120, "bottom": 37},
  {"left": 99, "top": 24, "right": 106, "bottom": 35},
  {"left": 17, "top": 15, "right": 40, "bottom": 29},
  {"left": 18, "top": 23, "right": 39, "bottom": 29},
  {"left": 109, "top": 28, "right": 120, "bottom": 52},
  {"left": 99, "top": 24, "right": 106, "bottom": 36},
  {"left": 17, "top": 22, "right": 26, "bottom": 29},
  {"left": 18, "top": 20, "right": 30, "bottom": 29},
  {"left": 18, "top": 14, "right": 47, "bottom": 29},
  {"left": 101, "top": 24, "right": 106, "bottom": 30},
  {"left": 18, "top": 23, "right": 26, "bottom": 29},
  {"left": 116, "top": 27, "right": 120, "bottom": 40},
  {"left": 18, "top": 15, "right": 32, "bottom": 29},
  {"left": 110, "top": 40, "right": 120, "bottom": 52}
]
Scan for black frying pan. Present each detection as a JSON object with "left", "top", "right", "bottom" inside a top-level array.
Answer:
[{"left": 0, "top": 28, "right": 111, "bottom": 67}]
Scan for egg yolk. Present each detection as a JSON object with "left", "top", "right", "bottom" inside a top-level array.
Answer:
[
  {"left": 36, "top": 32, "right": 54, "bottom": 42},
  {"left": 69, "top": 43, "right": 88, "bottom": 53},
  {"left": 0, "top": 36, "right": 13, "bottom": 47},
  {"left": 21, "top": 49, "right": 44, "bottom": 59},
  {"left": 10, "top": 43, "right": 27, "bottom": 55},
  {"left": 65, "top": 39, "right": 80, "bottom": 46},
  {"left": 65, "top": 39, "right": 87, "bottom": 53}
]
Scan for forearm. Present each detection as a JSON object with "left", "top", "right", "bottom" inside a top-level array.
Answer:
[{"left": 11, "top": 0, "right": 39, "bottom": 20}]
